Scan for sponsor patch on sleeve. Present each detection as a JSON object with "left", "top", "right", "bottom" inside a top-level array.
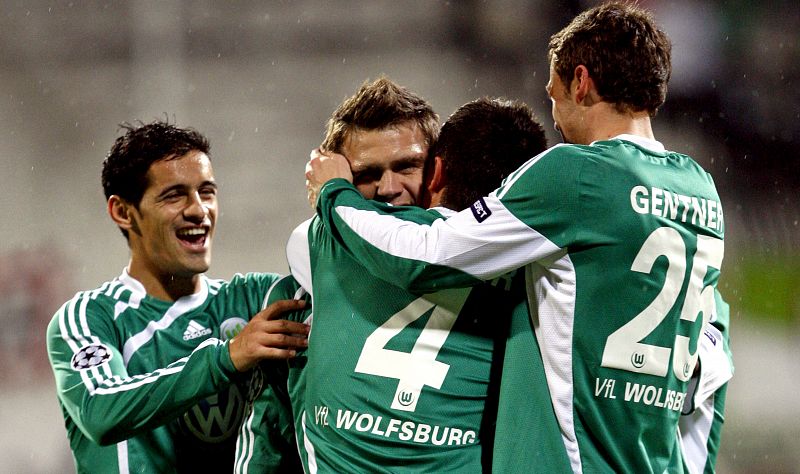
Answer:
[
  {"left": 71, "top": 343, "right": 113, "bottom": 371},
  {"left": 469, "top": 197, "right": 492, "bottom": 223}
]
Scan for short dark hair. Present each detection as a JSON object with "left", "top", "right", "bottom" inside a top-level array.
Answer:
[
  {"left": 548, "top": 2, "right": 672, "bottom": 116},
  {"left": 321, "top": 76, "right": 439, "bottom": 153},
  {"left": 433, "top": 97, "right": 547, "bottom": 211},
  {"left": 101, "top": 120, "right": 210, "bottom": 237}
]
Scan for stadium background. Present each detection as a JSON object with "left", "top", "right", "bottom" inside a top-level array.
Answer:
[{"left": 0, "top": 1, "right": 796, "bottom": 471}]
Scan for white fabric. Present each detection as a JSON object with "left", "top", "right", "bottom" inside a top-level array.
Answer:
[
  {"left": 333, "top": 194, "right": 561, "bottom": 280},
  {"left": 120, "top": 271, "right": 209, "bottom": 365},
  {"left": 286, "top": 218, "right": 314, "bottom": 295}
]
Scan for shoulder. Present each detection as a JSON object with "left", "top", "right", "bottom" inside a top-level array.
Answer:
[
  {"left": 47, "top": 279, "right": 125, "bottom": 342},
  {"left": 264, "top": 274, "right": 311, "bottom": 324},
  {"left": 498, "top": 143, "right": 592, "bottom": 191},
  {"left": 265, "top": 274, "right": 307, "bottom": 305},
  {"left": 213, "top": 272, "right": 283, "bottom": 293}
]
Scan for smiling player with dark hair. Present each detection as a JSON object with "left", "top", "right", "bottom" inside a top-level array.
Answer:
[{"left": 47, "top": 120, "right": 309, "bottom": 473}]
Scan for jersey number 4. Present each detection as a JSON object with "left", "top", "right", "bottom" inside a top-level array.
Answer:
[
  {"left": 601, "top": 227, "right": 724, "bottom": 381},
  {"left": 353, "top": 289, "right": 470, "bottom": 412}
]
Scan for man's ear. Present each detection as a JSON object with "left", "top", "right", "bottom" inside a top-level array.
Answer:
[
  {"left": 108, "top": 195, "right": 137, "bottom": 234},
  {"left": 572, "top": 65, "right": 600, "bottom": 106},
  {"left": 427, "top": 155, "right": 446, "bottom": 195}
]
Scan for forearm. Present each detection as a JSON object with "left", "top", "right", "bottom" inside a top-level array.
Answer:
[
  {"left": 316, "top": 179, "right": 486, "bottom": 292},
  {"left": 54, "top": 338, "right": 238, "bottom": 445}
]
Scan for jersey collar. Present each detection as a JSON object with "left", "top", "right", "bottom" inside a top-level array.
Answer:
[{"left": 606, "top": 134, "right": 666, "bottom": 153}]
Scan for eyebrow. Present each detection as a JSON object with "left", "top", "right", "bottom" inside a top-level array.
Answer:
[
  {"left": 352, "top": 155, "right": 426, "bottom": 173},
  {"left": 156, "top": 180, "right": 217, "bottom": 198}
]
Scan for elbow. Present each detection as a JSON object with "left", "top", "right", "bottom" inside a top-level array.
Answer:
[
  {"left": 82, "top": 420, "right": 124, "bottom": 446},
  {"left": 75, "top": 402, "right": 128, "bottom": 446}
]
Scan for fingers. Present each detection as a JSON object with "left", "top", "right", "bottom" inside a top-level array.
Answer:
[
  {"left": 306, "top": 177, "right": 318, "bottom": 209},
  {"left": 228, "top": 299, "right": 311, "bottom": 372},
  {"left": 249, "top": 323, "right": 309, "bottom": 350},
  {"left": 305, "top": 148, "right": 354, "bottom": 190},
  {"left": 229, "top": 318, "right": 310, "bottom": 372},
  {"left": 255, "top": 298, "right": 307, "bottom": 321}
]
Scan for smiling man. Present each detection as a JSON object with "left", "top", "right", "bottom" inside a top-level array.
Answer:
[{"left": 46, "top": 121, "right": 309, "bottom": 473}]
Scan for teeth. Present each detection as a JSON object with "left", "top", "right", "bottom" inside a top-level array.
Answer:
[{"left": 178, "top": 228, "right": 206, "bottom": 237}]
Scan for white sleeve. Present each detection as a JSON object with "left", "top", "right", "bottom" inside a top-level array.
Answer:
[
  {"left": 685, "top": 324, "right": 732, "bottom": 413},
  {"left": 286, "top": 218, "right": 313, "bottom": 295}
]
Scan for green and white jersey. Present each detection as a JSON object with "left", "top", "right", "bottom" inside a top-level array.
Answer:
[
  {"left": 491, "top": 299, "right": 574, "bottom": 473},
  {"left": 315, "top": 135, "right": 727, "bottom": 473},
  {"left": 47, "top": 269, "right": 294, "bottom": 473},
  {"left": 236, "top": 275, "right": 309, "bottom": 474},
  {"left": 283, "top": 207, "right": 571, "bottom": 473}
]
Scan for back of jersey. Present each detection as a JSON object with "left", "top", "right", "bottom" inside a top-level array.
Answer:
[
  {"left": 293, "top": 214, "right": 514, "bottom": 472},
  {"left": 504, "top": 137, "right": 724, "bottom": 472}
]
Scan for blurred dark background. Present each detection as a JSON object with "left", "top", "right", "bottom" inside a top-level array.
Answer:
[{"left": 0, "top": 1, "right": 797, "bottom": 471}]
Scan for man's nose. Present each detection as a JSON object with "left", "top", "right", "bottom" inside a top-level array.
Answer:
[
  {"left": 184, "top": 192, "right": 209, "bottom": 221},
  {"left": 376, "top": 172, "right": 402, "bottom": 201}
]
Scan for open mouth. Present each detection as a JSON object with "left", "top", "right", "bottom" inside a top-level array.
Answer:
[{"left": 176, "top": 227, "right": 208, "bottom": 249}]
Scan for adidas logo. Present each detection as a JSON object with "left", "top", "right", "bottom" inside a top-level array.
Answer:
[{"left": 183, "top": 320, "right": 212, "bottom": 341}]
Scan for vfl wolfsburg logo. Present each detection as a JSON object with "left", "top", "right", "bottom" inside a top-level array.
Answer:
[
  {"left": 181, "top": 385, "right": 245, "bottom": 443},
  {"left": 220, "top": 317, "right": 247, "bottom": 341},
  {"left": 396, "top": 390, "right": 415, "bottom": 407},
  {"left": 631, "top": 352, "right": 646, "bottom": 369}
]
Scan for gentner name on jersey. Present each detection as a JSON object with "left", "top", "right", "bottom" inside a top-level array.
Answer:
[{"left": 630, "top": 185, "right": 723, "bottom": 231}]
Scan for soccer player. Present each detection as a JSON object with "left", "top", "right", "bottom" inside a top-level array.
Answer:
[
  {"left": 305, "top": 3, "right": 729, "bottom": 472},
  {"left": 236, "top": 76, "right": 439, "bottom": 473},
  {"left": 294, "top": 97, "right": 570, "bottom": 472},
  {"left": 46, "top": 121, "right": 310, "bottom": 473}
]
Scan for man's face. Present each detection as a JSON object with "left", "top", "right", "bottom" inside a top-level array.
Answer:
[
  {"left": 546, "top": 62, "right": 583, "bottom": 145},
  {"left": 341, "top": 121, "right": 427, "bottom": 206},
  {"left": 128, "top": 150, "right": 217, "bottom": 280}
]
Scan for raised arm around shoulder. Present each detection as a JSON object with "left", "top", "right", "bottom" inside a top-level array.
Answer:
[{"left": 313, "top": 175, "right": 561, "bottom": 293}]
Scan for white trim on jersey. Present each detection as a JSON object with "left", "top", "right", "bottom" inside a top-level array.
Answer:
[
  {"left": 287, "top": 218, "right": 314, "bottom": 295},
  {"left": 332, "top": 194, "right": 561, "bottom": 281},
  {"left": 58, "top": 291, "right": 104, "bottom": 392},
  {"left": 116, "top": 440, "right": 129, "bottom": 474},
  {"left": 678, "top": 393, "right": 716, "bottom": 474},
  {"left": 104, "top": 280, "right": 121, "bottom": 297},
  {"left": 609, "top": 134, "right": 666, "bottom": 152},
  {"left": 91, "top": 339, "right": 220, "bottom": 396},
  {"left": 526, "top": 254, "right": 583, "bottom": 473},
  {"left": 57, "top": 286, "right": 222, "bottom": 396},
  {"left": 235, "top": 402, "right": 257, "bottom": 473},
  {"left": 495, "top": 145, "right": 565, "bottom": 199},
  {"left": 693, "top": 324, "right": 733, "bottom": 408},
  {"left": 301, "top": 411, "right": 318, "bottom": 474},
  {"left": 120, "top": 276, "right": 209, "bottom": 366}
]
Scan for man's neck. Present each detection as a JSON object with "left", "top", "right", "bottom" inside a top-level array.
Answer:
[
  {"left": 126, "top": 260, "right": 202, "bottom": 302},
  {"left": 581, "top": 104, "right": 655, "bottom": 144}
]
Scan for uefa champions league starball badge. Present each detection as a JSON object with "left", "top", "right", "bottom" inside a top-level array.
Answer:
[{"left": 71, "top": 343, "right": 113, "bottom": 370}]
